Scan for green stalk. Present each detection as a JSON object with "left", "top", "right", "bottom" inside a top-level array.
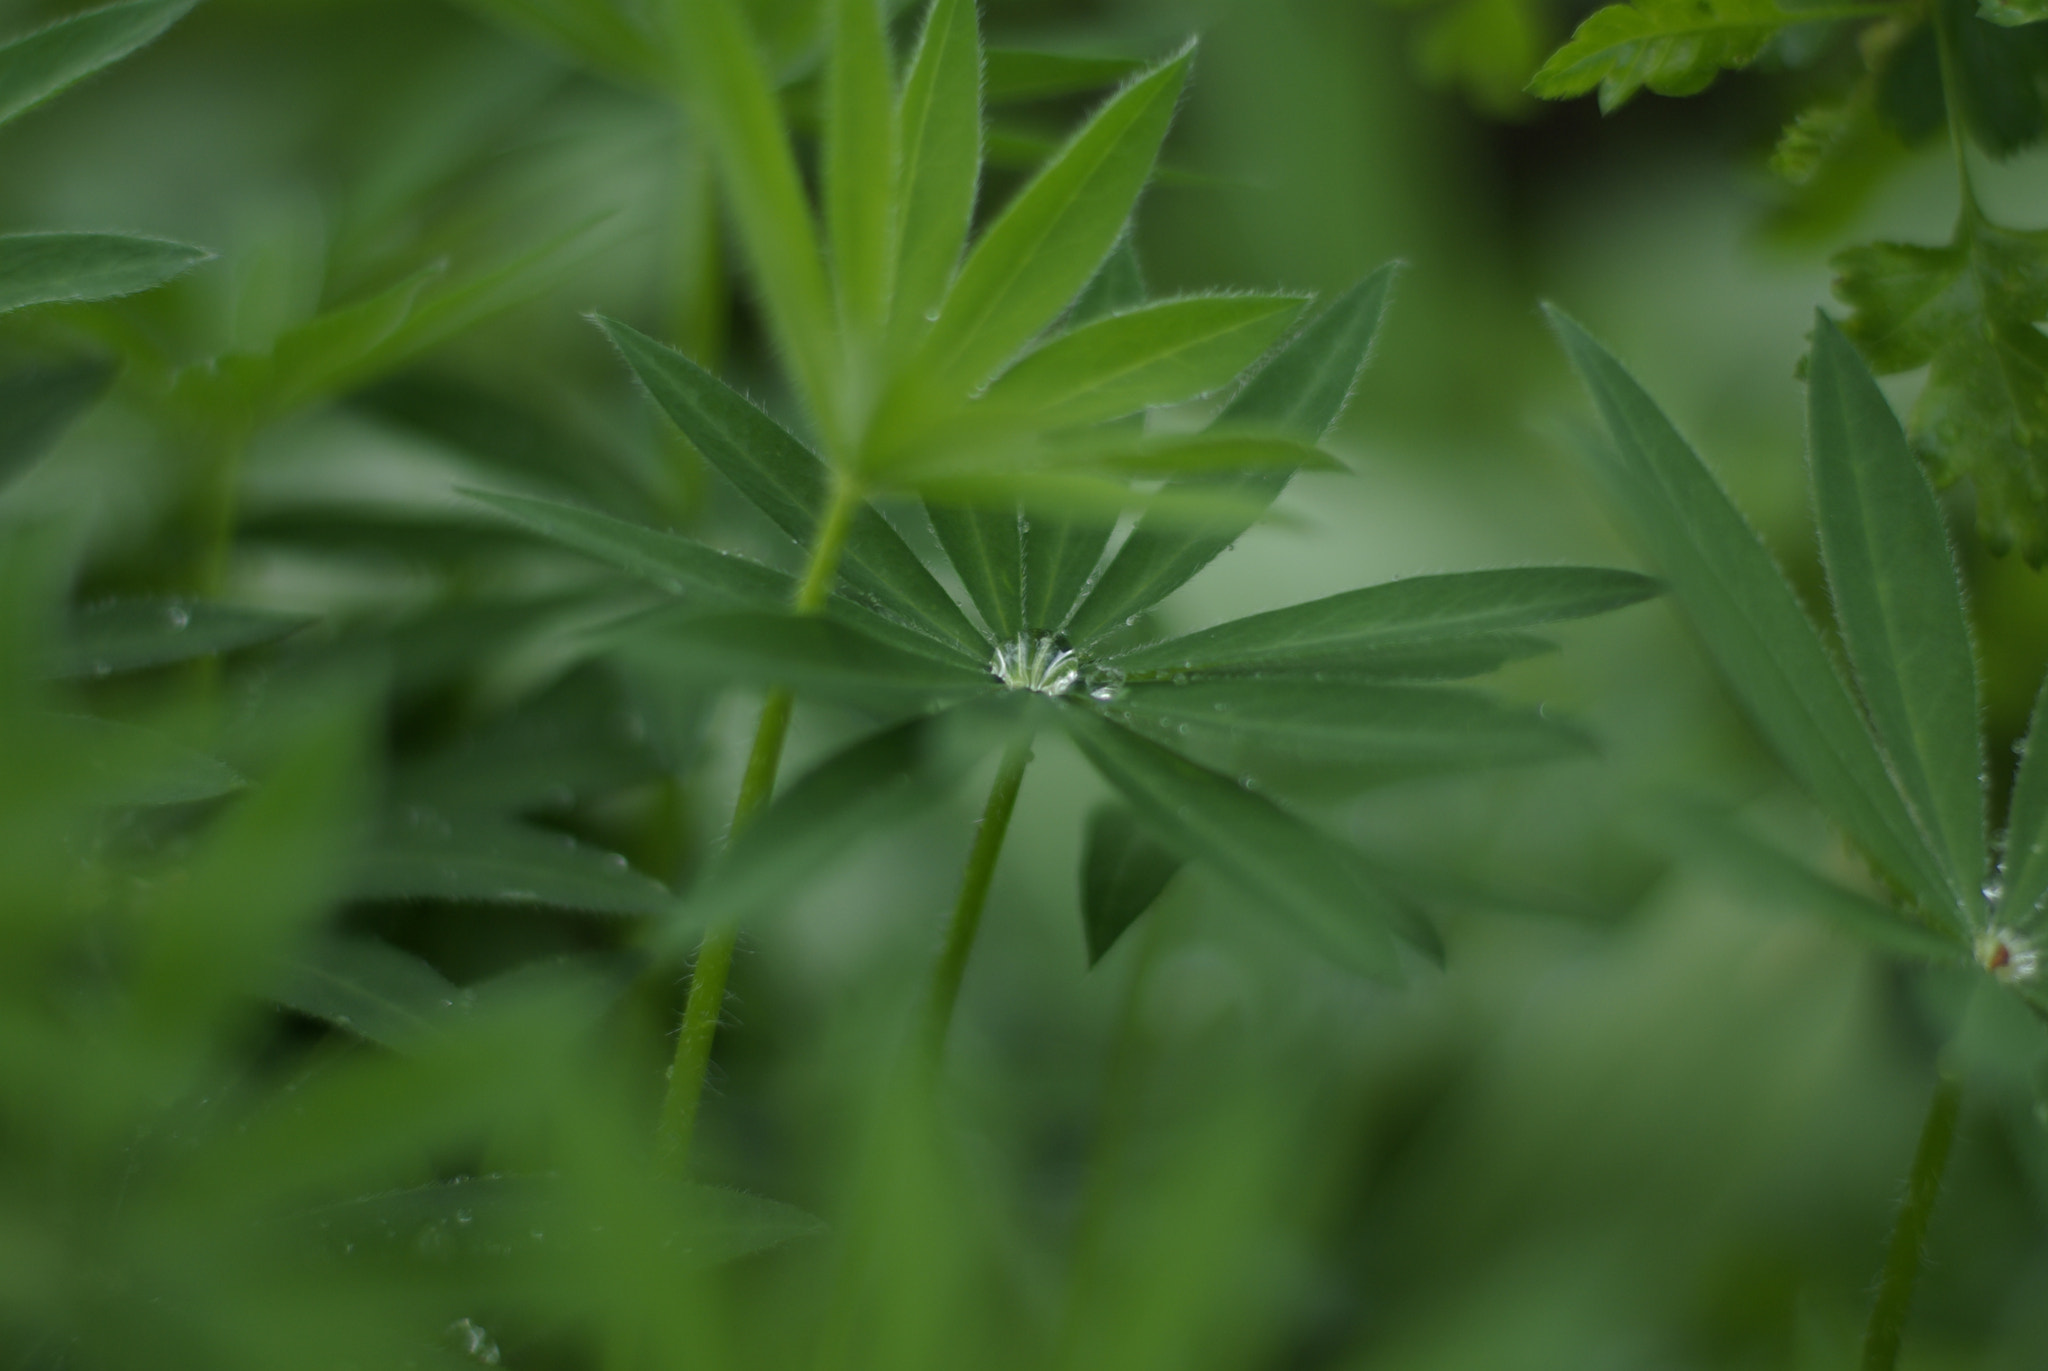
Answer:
[
  {"left": 1860, "top": 1073, "right": 1963, "bottom": 1371},
  {"left": 656, "top": 482, "right": 862, "bottom": 1168},
  {"left": 1933, "top": 0, "right": 1982, "bottom": 227},
  {"left": 920, "top": 740, "right": 1034, "bottom": 1062}
]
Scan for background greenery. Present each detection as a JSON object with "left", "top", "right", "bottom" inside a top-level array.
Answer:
[{"left": 5, "top": 0, "right": 2047, "bottom": 1366}]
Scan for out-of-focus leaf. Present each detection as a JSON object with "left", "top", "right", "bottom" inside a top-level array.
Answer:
[
  {"left": 598, "top": 317, "right": 989, "bottom": 654},
  {"left": 1549, "top": 306, "right": 1965, "bottom": 930},
  {"left": 1807, "top": 314, "right": 1985, "bottom": 913},
  {"left": 467, "top": 488, "right": 795, "bottom": 605},
  {"left": 626, "top": 609, "right": 997, "bottom": 707},
  {"left": 1942, "top": 0, "right": 2048, "bottom": 154},
  {"left": 1057, "top": 703, "right": 1405, "bottom": 980},
  {"left": 1110, "top": 567, "right": 1656, "bottom": 677},
  {"left": 0, "top": 360, "right": 112, "bottom": 492},
  {"left": 1527, "top": 0, "right": 1812, "bottom": 112},
  {"left": 1411, "top": 0, "right": 1546, "bottom": 115},
  {"left": 825, "top": 0, "right": 895, "bottom": 335},
  {"left": 1833, "top": 221, "right": 2048, "bottom": 563},
  {"left": 1081, "top": 802, "right": 1181, "bottom": 965},
  {"left": 274, "top": 935, "right": 468, "bottom": 1050},
  {"left": 449, "top": 0, "right": 662, "bottom": 87},
  {"left": 200, "top": 264, "right": 438, "bottom": 419},
  {"left": 983, "top": 48, "right": 1145, "bottom": 103},
  {"left": 50, "top": 712, "right": 244, "bottom": 806},
  {"left": 0, "top": 232, "right": 209, "bottom": 316},
  {"left": 973, "top": 294, "right": 1307, "bottom": 431},
  {"left": 352, "top": 809, "right": 670, "bottom": 916},
  {"left": 891, "top": 0, "right": 981, "bottom": 347},
  {"left": 1997, "top": 674, "right": 2048, "bottom": 929},
  {"left": 0, "top": 0, "right": 194, "bottom": 129},
  {"left": 1066, "top": 264, "right": 1399, "bottom": 644},
  {"left": 911, "top": 46, "right": 1193, "bottom": 397},
  {"left": 1982, "top": 0, "right": 2048, "bottom": 26},
  {"left": 56, "top": 598, "right": 313, "bottom": 678},
  {"left": 927, "top": 503, "right": 1023, "bottom": 640}
]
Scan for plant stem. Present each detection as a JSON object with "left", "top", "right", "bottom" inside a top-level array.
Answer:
[
  {"left": 920, "top": 740, "right": 1034, "bottom": 1062},
  {"left": 1933, "top": 0, "right": 1982, "bottom": 225},
  {"left": 1860, "top": 1073, "right": 1963, "bottom": 1371},
  {"left": 655, "top": 480, "right": 862, "bottom": 1168}
]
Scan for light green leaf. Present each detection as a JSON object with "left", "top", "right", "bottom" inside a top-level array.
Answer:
[
  {"left": 1081, "top": 802, "right": 1181, "bottom": 966},
  {"left": 1527, "top": 0, "right": 1812, "bottom": 112},
  {"left": 825, "top": 0, "right": 896, "bottom": 336},
  {"left": 0, "top": 0, "right": 193, "bottom": 129},
  {"left": 273, "top": 934, "right": 467, "bottom": 1050},
  {"left": 598, "top": 316, "right": 989, "bottom": 654},
  {"left": 1981, "top": 0, "right": 2048, "bottom": 26},
  {"left": 56, "top": 598, "right": 313, "bottom": 679},
  {"left": 913, "top": 45, "right": 1194, "bottom": 398},
  {"left": 51, "top": 712, "right": 245, "bottom": 807},
  {"left": 893, "top": 430, "right": 1339, "bottom": 482},
  {"left": 975, "top": 293, "right": 1308, "bottom": 430},
  {"left": 353, "top": 810, "right": 671, "bottom": 916},
  {"left": 1549, "top": 305, "right": 1964, "bottom": 930},
  {"left": 891, "top": 0, "right": 981, "bottom": 347},
  {"left": 1808, "top": 313, "right": 1986, "bottom": 916},
  {"left": 0, "top": 231, "right": 209, "bottom": 316},
  {"left": 984, "top": 48, "right": 1145, "bottom": 103},
  {"left": 1110, "top": 567, "right": 1658, "bottom": 677},
  {"left": 1065, "top": 263, "right": 1401, "bottom": 643},
  {"left": 0, "top": 360, "right": 111, "bottom": 493},
  {"left": 1057, "top": 703, "right": 1406, "bottom": 980},
  {"left": 1998, "top": 673, "right": 2048, "bottom": 929},
  {"left": 927, "top": 503, "right": 1023, "bottom": 640},
  {"left": 628, "top": 609, "right": 997, "bottom": 707},
  {"left": 667, "top": 0, "right": 839, "bottom": 439}
]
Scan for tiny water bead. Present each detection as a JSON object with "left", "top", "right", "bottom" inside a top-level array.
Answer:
[
  {"left": 989, "top": 633, "right": 1127, "bottom": 700},
  {"left": 1975, "top": 926, "right": 2041, "bottom": 984}
]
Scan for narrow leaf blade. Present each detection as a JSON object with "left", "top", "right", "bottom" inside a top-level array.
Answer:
[
  {"left": 273, "top": 934, "right": 466, "bottom": 1050},
  {"left": 891, "top": 0, "right": 981, "bottom": 344},
  {"left": 825, "top": 0, "right": 896, "bottom": 334},
  {"left": 927, "top": 502, "right": 1024, "bottom": 640},
  {"left": 352, "top": 811, "right": 670, "bottom": 916},
  {"left": 626, "top": 608, "right": 996, "bottom": 707},
  {"left": 0, "top": 360, "right": 111, "bottom": 493},
  {"left": 1081, "top": 801, "right": 1182, "bottom": 965},
  {"left": 57, "top": 598, "right": 313, "bottom": 678},
  {"left": 0, "top": 0, "right": 194, "bottom": 129},
  {"left": 1998, "top": 674, "right": 2048, "bottom": 929},
  {"left": 0, "top": 231, "right": 208, "bottom": 316}
]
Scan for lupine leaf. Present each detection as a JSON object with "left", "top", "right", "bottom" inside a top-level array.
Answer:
[
  {"left": 627, "top": 609, "right": 997, "bottom": 706},
  {"left": 984, "top": 49, "right": 1145, "bottom": 103},
  {"left": 56, "top": 598, "right": 313, "bottom": 679},
  {"left": 0, "top": 232, "right": 209, "bottom": 316},
  {"left": 913, "top": 46, "right": 1193, "bottom": 398},
  {"left": 1109, "top": 566, "right": 1658, "bottom": 677},
  {"left": 891, "top": 0, "right": 981, "bottom": 346},
  {"left": 0, "top": 360, "right": 112, "bottom": 493},
  {"left": 1998, "top": 673, "right": 2048, "bottom": 929},
  {"left": 1832, "top": 221, "right": 2048, "bottom": 564},
  {"left": 466, "top": 488, "right": 795, "bottom": 605},
  {"left": 0, "top": 0, "right": 194, "bottom": 130},
  {"left": 1549, "top": 306, "right": 1965, "bottom": 929},
  {"left": 898, "top": 430, "right": 1338, "bottom": 482},
  {"left": 274, "top": 935, "right": 467, "bottom": 1050},
  {"left": 1527, "top": 0, "right": 1810, "bottom": 112},
  {"left": 1080, "top": 802, "right": 1181, "bottom": 965},
  {"left": 52, "top": 712, "right": 245, "bottom": 807},
  {"left": 1807, "top": 314, "right": 1986, "bottom": 914},
  {"left": 927, "top": 503, "right": 1024, "bottom": 640},
  {"left": 974, "top": 294, "right": 1308, "bottom": 430},
  {"left": 1065, "top": 264, "right": 1400, "bottom": 643},
  {"left": 825, "top": 0, "right": 896, "bottom": 336},
  {"left": 598, "top": 317, "right": 989, "bottom": 653},
  {"left": 353, "top": 810, "right": 670, "bottom": 916},
  {"left": 1057, "top": 703, "right": 1405, "bottom": 980}
]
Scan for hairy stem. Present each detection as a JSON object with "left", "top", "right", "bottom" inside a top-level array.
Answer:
[
  {"left": 656, "top": 481, "right": 862, "bottom": 1169},
  {"left": 921, "top": 741, "right": 1034, "bottom": 1062},
  {"left": 1861, "top": 1073, "right": 1963, "bottom": 1371}
]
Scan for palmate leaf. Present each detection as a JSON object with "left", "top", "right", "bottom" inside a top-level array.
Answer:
[
  {"left": 0, "top": 360, "right": 112, "bottom": 492},
  {"left": 0, "top": 231, "right": 209, "bottom": 316},
  {"left": 1056, "top": 703, "right": 1406, "bottom": 980},
  {"left": 1065, "top": 263, "right": 1401, "bottom": 644},
  {"left": 1549, "top": 306, "right": 1968, "bottom": 931},
  {"left": 1807, "top": 314, "right": 1986, "bottom": 910},
  {"left": 1833, "top": 220, "right": 2048, "bottom": 563},
  {"left": 1527, "top": 0, "right": 1811, "bottom": 112},
  {"left": 891, "top": 0, "right": 981, "bottom": 347},
  {"left": 56, "top": 598, "right": 313, "bottom": 679},
  {"left": 0, "top": 0, "right": 193, "bottom": 129},
  {"left": 1081, "top": 802, "right": 1181, "bottom": 965},
  {"left": 625, "top": 609, "right": 996, "bottom": 708},
  {"left": 352, "top": 809, "right": 670, "bottom": 917}
]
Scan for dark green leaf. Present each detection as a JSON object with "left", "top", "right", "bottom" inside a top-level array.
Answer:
[
  {"left": 56, "top": 598, "right": 313, "bottom": 678},
  {"left": 1943, "top": 0, "right": 2048, "bottom": 154},
  {"left": 1998, "top": 673, "right": 2048, "bottom": 928},
  {"left": 1080, "top": 802, "right": 1181, "bottom": 965},
  {"left": 273, "top": 935, "right": 467, "bottom": 1050},
  {"left": 1549, "top": 306, "right": 1964, "bottom": 929},
  {"left": 0, "top": 232, "right": 209, "bottom": 316},
  {"left": 983, "top": 48, "right": 1145, "bottom": 103},
  {"left": 352, "top": 809, "right": 671, "bottom": 916},
  {"left": 1807, "top": 314, "right": 1985, "bottom": 914},
  {"left": 0, "top": 0, "right": 194, "bottom": 129},
  {"left": 891, "top": 0, "right": 982, "bottom": 346},
  {"left": 626, "top": 609, "right": 996, "bottom": 707},
  {"left": 51, "top": 712, "right": 245, "bottom": 807},
  {"left": 0, "top": 360, "right": 111, "bottom": 493},
  {"left": 927, "top": 502, "right": 1024, "bottom": 640},
  {"left": 1057, "top": 703, "right": 1406, "bottom": 980},
  {"left": 1065, "top": 264, "right": 1401, "bottom": 643}
]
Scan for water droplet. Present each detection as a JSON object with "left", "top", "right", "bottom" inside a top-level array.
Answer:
[
  {"left": 454, "top": 1209, "right": 474, "bottom": 1226},
  {"left": 448, "top": 1318, "right": 502, "bottom": 1365},
  {"left": 924, "top": 306, "right": 942, "bottom": 322},
  {"left": 90, "top": 659, "right": 111, "bottom": 678},
  {"left": 606, "top": 853, "right": 629, "bottom": 870},
  {"left": 165, "top": 604, "right": 190, "bottom": 630}
]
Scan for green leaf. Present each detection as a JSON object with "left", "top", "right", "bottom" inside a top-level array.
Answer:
[
  {"left": 825, "top": 0, "right": 896, "bottom": 336},
  {"left": 0, "top": 360, "right": 111, "bottom": 493},
  {"left": 597, "top": 316, "right": 989, "bottom": 654},
  {"left": 912, "top": 45, "right": 1194, "bottom": 398},
  {"left": 353, "top": 810, "right": 671, "bottom": 916},
  {"left": 627, "top": 609, "right": 997, "bottom": 707},
  {"left": 1833, "top": 221, "right": 2048, "bottom": 563},
  {"left": 1942, "top": 0, "right": 2048, "bottom": 154},
  {"left": 1981, "top": 0, "right": 2048, "bottom": 27},
  {"left": 1056, "top": 703, "right": 1406, "bottom": 980},
  {"left": 927, "top": 503, "right": 1024, "bottom": 640},
  {"left": 891, "top": 0, "right": 982, "bottom": 346},
  {"left": 897, "top": 430, "right": 1338, "bottom": 482},
  {"left": 1807, "top": 313, "right": 1986, "bottom": 914},
  {"left": 1080, "top": 802, "right": 1181, "bottom": 966},
  {"left": 0, "top": 231, "right": 209, "bottom": 316},
  {"left": 1549, "top": 305, "right": 1965, "bottom": 929},
  {"left": 56, "top": 598, "right": 313, "bottom": 679},
  {"left": 1109, "top": 679, "right": 1591, "bottom": 770},
  {"left": 1998, "top": 672, "right": 2048, "bottom": 928},
  {"left": 273, "top": 934, "right": 467, "bottom": 1050},
  {"left": 1110, "top": 566, "right": 1657, "bottom": 677},
  {"left": 1527, "top": 0, "right": 1812, "bottom": 112},
  {"left": 974, "top": 294, "right": 1308, "bottom": 431},
  {"left": 50, "top": 712, "right": 245, "bottom": 807},
  {"left": 211, "top": 264, "right": 438, "bottom": 418},
  {"left": 667, "top": 0, "right": 839, "bottom": 438},
  {"left": 984, "top": 48, "right": 1145, "bottom": 103},
  {"left": 0, "top": 0, "right": 194, "bottom": 129},
  {"left": 1065, "top": 264, "right": 1401, "bottom": 644},
  {"left": 448, "top": 0, "right": 663, "bottom": 87}
]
